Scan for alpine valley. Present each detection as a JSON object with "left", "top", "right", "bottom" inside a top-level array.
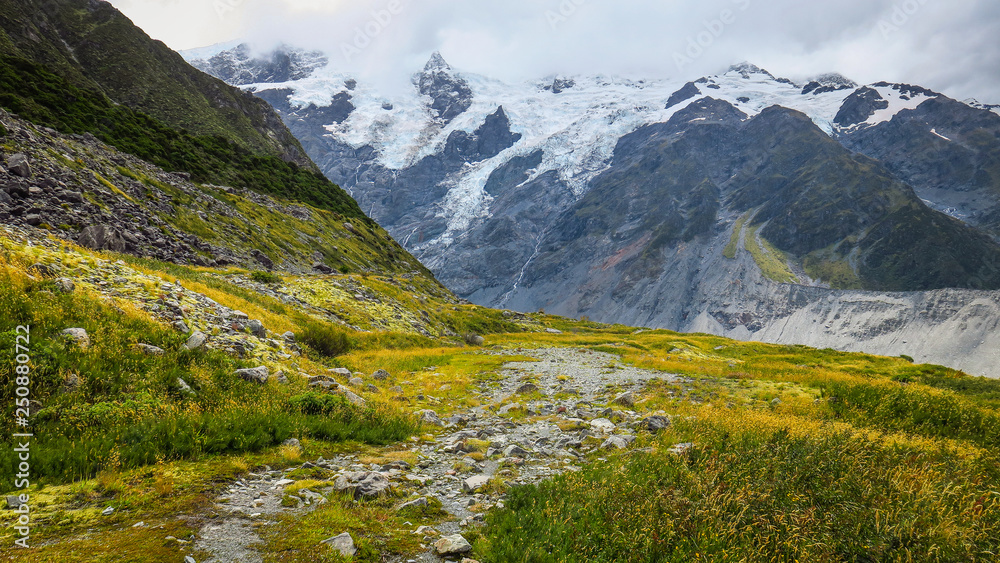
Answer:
[
  {"left": 5, "top": 1, "right": 1000, "bottom": 562},
  {"left": 187, "top": 45, "right": 1000, "bottom": 378}
]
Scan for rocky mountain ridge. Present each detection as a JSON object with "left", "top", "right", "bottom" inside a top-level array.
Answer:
[{"left": 187, "top": 45, "right": 1000, "bottom": 378}]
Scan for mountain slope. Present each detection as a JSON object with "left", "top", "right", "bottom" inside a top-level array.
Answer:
[
  {"left": 188, "top": 46, "right": 1000, "bottom": 377},
  {"left": 0, "top": 0, "right": 310, "bottom": 164}
]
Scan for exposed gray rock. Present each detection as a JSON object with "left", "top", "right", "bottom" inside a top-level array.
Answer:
[
  {"left": 611, "top": 392, "right": 635, "bottom": 408},
  {"left": 342, "top": 390, "right": 366, "bottom": 406},
  {"left": 463, "top": 475, "right": 491, "bottom": 493},
  {"left": 335, "top": 471, "right": 390, "bottom": 498},
  {"left": 78, "top": 225, "right": 129, "bottom": 253},
  {"left": 320, "top": 532, "right": 357, "bottom": 557},
  {"left": 236, "top": 366, "right": 270, "bottom": 383},
  {"left": 6, "top": 495, "right": 25, "bottom": 509},
  {"left": 247, "top": 319, "right": 266, "bottom": 338},
  {"left": 184, "top": 331, "right": 208, "bottom": 350},
  {"left": 372, "top": 368, "right": 391, "bottom": 380},
  {"left": 515, "top": 382, "right": 539, "bottom": 394},
  {"left": 419, "top": 410, "right": 445, "bottom": 426},
  {"left": 434, "top": 534, "right": 473, "bottom": 556},
  {"left": 397, "top": 497, "right": 428, "bottom": 510},
  {"left": 7, "top": 153, "right": 31, "bottom": 178},
  {"left": 643, "top": 415, "right": 671, "bottom": 432},
  {"left": 348, "top": 376, "right": 364, "bottom": 387},
  {"left": 177, "top": 378, "right": 195, "bottom": 395},
  {"left": 53, "top": 278, "right": 75, "bottom": 293},
  {"left": 61, "top": 328, "right": 90, "bottom": 348},
  {"left": 134, "top": 343, "right": 165, "bottom": 356},
  {"left": 173, "top": 320, "right": 190, "bottom": 333},
  {"left": 329, "top": 367, "right": 351, "bottom": 377}
]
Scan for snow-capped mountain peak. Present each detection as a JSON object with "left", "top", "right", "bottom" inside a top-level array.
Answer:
[{"left": 423, "top": 51, "right": 452, "bottom": 73}]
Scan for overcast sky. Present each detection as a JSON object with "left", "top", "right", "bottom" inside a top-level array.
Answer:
[{"left": 108, "top": 0, "right": 1000, "bottom": 102}]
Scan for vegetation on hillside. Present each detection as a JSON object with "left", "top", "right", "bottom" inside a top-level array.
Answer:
[{"left": 0, "top": 54, "right": 365, "bottom": 218}]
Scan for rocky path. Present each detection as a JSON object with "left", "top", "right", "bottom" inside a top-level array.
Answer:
[{"left": 193, "top": 347, "right": 682, "bottom": 562}]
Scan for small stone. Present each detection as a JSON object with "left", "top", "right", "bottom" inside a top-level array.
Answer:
[
  {"left": 589, "top": 418, "right": 615, "bottom": 433},
  {"left": 545, "top": 328, "right": 563, "bottom": 334},
  {"left": 515, "top": 382, "right": 539, "bottom": 394},
  {"left": 419, "top": 410, "right": 444, "bottom": 426},
  {"left": 184, "top": 331, "right": 207, "bottom": 350},
  {"left": 463, "top": 475, "right": 490, "bottom": 493},
  {"left": 7, "top": 153, "right": 31, "bottom": 178},
  {"left": 61, "top": 328, "right": 90, "bottom": 348},
  {"left": 342, "top": 390, "right": 366, "bottom": 406},
  {"left": 321, "top": 532, "right": 357, "bottom": 557},
  {"left": 397, "top": 497, "right": 428, "bottom": 511},
  {"left": 611, "top": 392, "right": 635, "bottom": 408},
  {"left": 177, "top": 378, "right": 195, "bottom": 395},
  {"left": 236, "top": 366, "right": 270, "bottom": 384},
  {"left": 247, "top": 319, "right": 266, "bottom": 338},
  {"left": 643, "top": 415, "right": 671, "bottom": 432},
  {"left": 134, "top": 343, "right": 165, "bottom": 356},
  {"left": 6, "top": 495, "right": 25, "bottom": 509},
  {"left": 601, "top": 435, "right": 635, "bottom": 450},
  {"left": 771, "top": 398, "right": 782, "bottom": 406},
  {"left": 282, "top": 438, "right": 301, "bottom": 451},
  {"left": 101, "top": 506, "right": 114, "bottom": 516},
  {"left": 53, "top": 278, "right": 75, "bottom": 293},
  {"left": 434, "top": 534, "right": 473, "bottom": 556},
  {"left": 329, "top": 367, "right": 352, "bottom": 377},
  {"left": 173, "top": 320, "right": 190, "bottom": 333},
  {"left": 185, "top": 557, "right": 196, "bottom": 563},
  {"left": 372, "top": 368, "right": 391, "bottom": 380},
  {"left": 668, "top": 442, "right": 695, "bottom": 455},
  {"left": 349, "top": 376, "right": 364, "bottom": 387},
  {"left": 503, "top": 444, "right": 528, "bottom": 457},
  {"left": 498, "top": 403, "right": 520, "bottom": 415}
]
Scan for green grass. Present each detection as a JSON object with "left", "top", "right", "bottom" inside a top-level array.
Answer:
[
  {"left": 745, "top": 223, "right": 798, "bottom": 284},
  {"left": 0, "top": 54, "right": 365, "bottom": 217},
  {"left": 722, "top": 213, "right": 748, "bottom": 259},
  {"left": 478, "top": 419, "right": 1000, "bottom": 562},
  {"left": 0, "top": 259, "right": 416, "bottom": 486}
]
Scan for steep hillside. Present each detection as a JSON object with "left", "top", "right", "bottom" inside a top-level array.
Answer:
[{"left": 0, "top": 0, "right": 310, "bottom": 164}]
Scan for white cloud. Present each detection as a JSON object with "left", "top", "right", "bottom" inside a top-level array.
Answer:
[{"left": 109, "top": 0, "right": 1000, "bottom": 102}]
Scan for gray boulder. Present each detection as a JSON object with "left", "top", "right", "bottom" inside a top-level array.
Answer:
[
  {"left": 236, "top": 366, "right": 270, "bottom": 384},
  {"left": 184, "top": 331, "right": 207, "bottom": 350},
  {"left": 335, "top": 471, "right": 390, "bottom": 498},
  {"left": 61, "top": 328, "right": 90, "bottom": 348},
  {"left": 397, "top": 497, "right": 428, "bottom": 510},
  {"left": 134, "top": 343, "right": 165, "bottom": 356},
  {"left": 53, "top": 278, "right": 75, "bottom": 293},
  {"left": 419, "top": 410, "right": 444, "bottom": 426},
  {"left": 247, "top": 319, "right": 266, "bottom": 338},
  {"left": 320, "top": 532, "right": 356, "bottom": 557},
  {"left": 462, "top": 475, "right": 491, "bottom": 493},
  {"left": 7, "top": 153, "right": 31, "bottom": 178},
  {"left": 434, "top": 534, "right": 473, "bottom": 556},
  {"left": 78, "top": 225, "right": 128, "bottom": 253},
  {"left": 372, "top": 368, "right": 391, "bottom": 380},
  {"left": 642, "top": 415, "right": 671, "bottom": 432},
  {"left": 611, "top": 392, "right": 635, "bottom": 408}
]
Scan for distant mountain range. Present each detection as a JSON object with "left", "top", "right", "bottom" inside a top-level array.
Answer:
[{"left": 185, "top": 44, "right": 1000, "bottom": 377}]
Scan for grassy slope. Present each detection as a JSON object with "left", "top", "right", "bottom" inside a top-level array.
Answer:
[{"left": 0, "top": 54, "right": 365, "bottom": 217}]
